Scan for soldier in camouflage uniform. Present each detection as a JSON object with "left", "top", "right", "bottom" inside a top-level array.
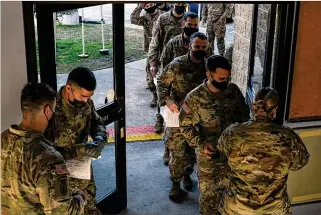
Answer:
[
  {"left": 1, "top": 83, "right": 86, "bottom": 215},
  {"left": 201, "top": 4, "right": 232, "bottom": 56},
  {"left": 45, "top": 67, "right": 108, "bottom": 215},
  {"left": 130, "top": 3, "right": 164, "bottom": 107},
  {"left": 160, "top": 12, "right": 213, "bottom": 70},
  {"left": 158, "top": 32, "right": 209, "bottom": 202},
  {"left": 148, "top": 2, "right": 189, "bottom": 164},
  {"left": 224, "top": 44, "right": 233, "bottom": 65},
  {"left": 217, "top": 87, "right": 310, "bottom": 215},
  {"left": 159, "top": 12, "right": 212, "bottom": 167},
  {"left": 179, "top": 55, "right": 250, "bottom": 214}
]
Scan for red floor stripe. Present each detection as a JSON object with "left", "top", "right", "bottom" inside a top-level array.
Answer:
[{"left": 107, "top": 126, "right": 155, "bottom": 137}]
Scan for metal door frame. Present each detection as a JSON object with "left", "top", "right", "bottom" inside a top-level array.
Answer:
[{"left": 23, "top": 2, "right": 127, "bottom": 213}]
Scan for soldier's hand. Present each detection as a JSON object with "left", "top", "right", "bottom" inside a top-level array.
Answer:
[
  {"left": 203, "top": 143, "right": 216, "bottom": 159},
  {"left": 150, "top": 66, "right": 158, "bottom": 77},
  {"left": 166, "top": 98, "right": 179, "bottom": 113},
  {"left": 74, "top": 142, "right": 102, "bottom": 158}
]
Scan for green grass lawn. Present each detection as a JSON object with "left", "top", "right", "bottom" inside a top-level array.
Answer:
[{"left": 47, "top": 23, "right": 148, "bottom": 74}]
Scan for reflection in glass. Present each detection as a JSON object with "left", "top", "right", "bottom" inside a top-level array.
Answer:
[
  {"left": 252, "top": 4, "right": 270, "bottom": 93},
  {"left": 92, "top": 122, "right": 116, "bottom": 201}
]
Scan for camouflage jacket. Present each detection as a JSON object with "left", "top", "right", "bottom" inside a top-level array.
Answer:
[
  {"left": 148, "top": 10, "right": 184, "bottom": 67},
  {"left": 202, "top": 4, "right": 232, "bottom": 23},
  {"left": 1, "top": 126, "right": 85, "bottom": 215},
  {"left": 157, "top": 53, "right": 207, "bottom": 106},
  {"left": 160, "top": 33, "right": 213, "bottom": 70},
  {"left": 45, "top": 86, "right": 107, "bottom": 153},
  {"left": 44, "top": 87, "right": 107, "bottom": 193},
  {"left": 217, "top": 116, "right": 310, "bottom": 215},
  {"left": 130, "top": 6, "right": 164, "bottom": 52},
  {"left": 179, "top": 80, "right": 250, "bottom": 150}
]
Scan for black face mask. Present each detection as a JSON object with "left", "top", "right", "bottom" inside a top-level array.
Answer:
[
  {"left": 68, "top": 87, "right": 87, "bottom": 109},
  {"left": 145, "top": 6, "right": 157, "bottom": 14},
  {"left": 183, "top": 27, "right": 199, "bottom": 37},
  {"left": 174, "top": 6, "right": 185, "bottom": 15},
  {"left": 191, "top": 50, "right": 207, "bottom": 61},
  {"left": 211, "top": 79, "right": 229, "bottom": 91}
]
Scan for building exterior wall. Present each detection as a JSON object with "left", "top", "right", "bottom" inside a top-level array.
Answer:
[{"left": 1, "top": 1, "right": 28, "bottom": 132}]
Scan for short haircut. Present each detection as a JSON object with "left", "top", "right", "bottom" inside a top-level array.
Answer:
[
  {"left": 21, "top": 83, "right": 56, "bottom": 115},
  {"left": 184, "top": 12, "right": 198, "bottom": 21},
  {"left": 67, "top": 67, "right": 96, "bottom": 91},
  {"left": 189, "top": 32, "right": 207, "bottom": 44},
  {"left": 206, "top": 55, "right": 231, "bottom": 72}
]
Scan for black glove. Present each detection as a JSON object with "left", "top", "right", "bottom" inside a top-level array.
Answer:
[{"left": 74, "top": 141, "right": 101, "bottom": 159}]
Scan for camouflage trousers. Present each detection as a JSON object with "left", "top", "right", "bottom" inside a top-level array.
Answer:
[
  {"left": 165, "top": 127, "right": 196, "bottom": 182},
  {"left": 145, "top": 59, "right": 156, "bottom": 94},
  {"left": 196, "top": 148, "right": 228, "bottom": 215},
  {"left": 69, "top": 165, "right": 101, "bottom": 215},
  {"left": 206, "top": 18, "right": 227, "bottom": 56}
]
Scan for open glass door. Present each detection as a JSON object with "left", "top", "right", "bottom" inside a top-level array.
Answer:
[{"left": 26, "top": 2, "right": 127, "bottom": 214}]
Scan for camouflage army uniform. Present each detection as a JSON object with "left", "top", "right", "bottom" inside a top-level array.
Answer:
[
  {"left": 202, "top": 4, "right": 232, "bottom": 56},
  {"left": 148, "top": 10, "right": 185, "bottom": 73},
  {"left": 160, "top": 33, "right": 214, "bottom": 70},
  {"left": 158, "top": 53, "right": 207, "bottom": 184},
  {"left": 130, "top": 6, "right": 164, "bottom": 92},
  {"left": 148, "top": 8, "right": 185, "bottom": 150},
  {"left": 1, "top": 125, "right": 86, "bottom": 215},
  {"left": 224, "top": 44, "right": 233, "bottom": 65},
  {"left": 179, "top": 81, "right": 250, "bottom": 215},
  {"left": 45, "top": 87, "right": 107, "bottom": 215},
  {"left": 217, "top": 116, "right": 310, "bottom": 215}
]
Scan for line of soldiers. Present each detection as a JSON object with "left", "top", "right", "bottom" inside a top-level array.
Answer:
[
  {"left": 1, "top": 3, "right": 310, "bottom": 215},
  {"left": 131, "top": 2, "right": 310, "bottom": 215},
  {"left": 2, "top": 68, "right": 108, "bottom": 215}
]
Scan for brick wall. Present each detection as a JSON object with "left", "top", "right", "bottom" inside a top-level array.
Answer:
[{"left": 232, "top": 4, "right": 254, "bottom": 95}]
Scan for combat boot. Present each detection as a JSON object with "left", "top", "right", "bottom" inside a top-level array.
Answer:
[
  {"left": 154, "top": 113, "right": 164, "bottom": 134},
  {"left": 149, "top": 93, "right": 157, "bottom": 108},
  {"left": 163, "top": 146, "right": 170, "bottom": 166},
  {"left": 169, "top": 182, "right": 180, "bottom": 202},
  {"left": 182, "top": 175, "right": 193, "bottom": 191}
]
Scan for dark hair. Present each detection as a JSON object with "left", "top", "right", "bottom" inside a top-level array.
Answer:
[
  {"left": 67, "top": 67, "right": 96, "bottom": 91},
  {"left": 21, "top": 83, "right": 56, "bottom": 115},
  {"left": 189, "top": 32, "right": 207, "bottom": 44},
  {"left": 254, "top": 87, "right": 279, "bottom": 113},
  {"left": 206, "top": 55, "right": 231, "bottom": 72},
  {"left": 184, "top": 12, "right": 198, "bottom": 21}
]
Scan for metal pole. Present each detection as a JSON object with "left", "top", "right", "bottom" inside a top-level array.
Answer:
[
  {"left": 99, "top": 5, "right": 109, "bottom": 55},
  {"left": 79, "top": 8, "right": 88, "bottom": 58},
  {"left": 198, "top": 3, "right": 201, "bottom": 20},
  {"left": 101, "top": 5, "right": 105, "bottom": 50}
]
